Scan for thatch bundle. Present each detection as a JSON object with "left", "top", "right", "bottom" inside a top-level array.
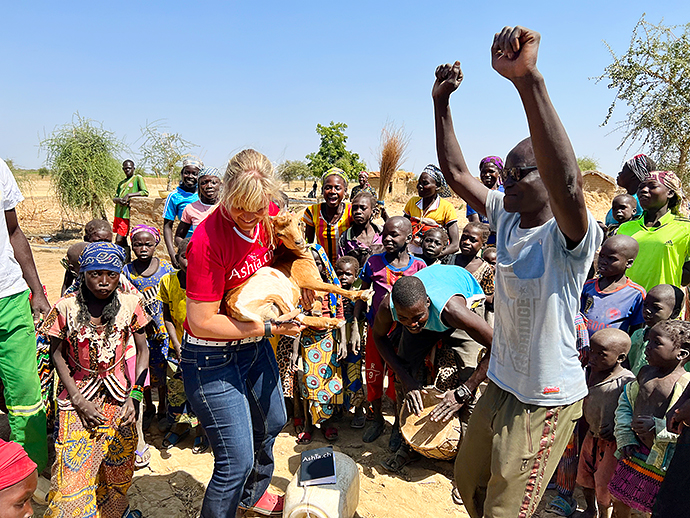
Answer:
[{"left": 377, "top": 123, "right": 409, "bottom": 200}]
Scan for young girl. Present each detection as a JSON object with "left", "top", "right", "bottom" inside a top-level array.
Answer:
[
  {"left": 123, "top": 225, "right": 175, "bottom": 431},
  {"left": 43, "top": 242, "right": 149, "bottom": 518},
  {"left": 158, "top": 238, "right": 208, "bottom": 453},
  {"left": 419, "top": 227, "right": 449, "bottom": 266},
  {"left": 609, "top": 320, "right": 690, "bottom": 516},
  {"left": 337, "top": 191, "right": 383, "bottom": 269},
  {"left": 291, "top": 244, "right": 346, "bottom": 443},
  {"left": 174, "top": 167, "right": 222, "bottom": 245}
]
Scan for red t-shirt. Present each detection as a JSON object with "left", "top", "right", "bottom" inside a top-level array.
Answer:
[{"left": 184, "top": 203, "right": 279, "bottom": 337}]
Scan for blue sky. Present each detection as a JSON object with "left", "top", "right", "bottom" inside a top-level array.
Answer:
[{"left": 1, "top": 1, "right": 688, "bottom": 179}]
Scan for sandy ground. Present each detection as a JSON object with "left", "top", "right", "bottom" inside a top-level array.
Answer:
[{"left": 12, "top": 177, "right": 632, "bottom": 517}]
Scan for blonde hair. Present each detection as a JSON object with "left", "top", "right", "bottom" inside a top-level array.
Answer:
[{"left": 221, "top": 149, "right": 280, "bottom": 245}]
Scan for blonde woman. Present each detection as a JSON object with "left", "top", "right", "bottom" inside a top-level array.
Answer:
[{"left": 182, "top": 149, "right": 303, "bottom": 517}]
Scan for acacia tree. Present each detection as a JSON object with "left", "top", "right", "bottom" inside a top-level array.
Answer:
[
  {"left": 138, "top": 121, "right": 197, "bottom": 190},
  {"left": 306, "top": 121, "right": 367, "bottom": 179},
  {"left": 577, "top": 156, "right": 601, "bottom": 172},
  {"left": 598, "top": 16, "right": 690, "bottom": 183},
  {"left": 277, "top": 159, "right": 313, "bottom": 189},
  {"left": 41, "top": 114, "right": 123, "bottom": 219}
]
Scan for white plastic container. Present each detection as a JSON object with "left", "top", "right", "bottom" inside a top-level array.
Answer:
[{"left": 283, "top": 451, "right": 360, "bottom": 518}]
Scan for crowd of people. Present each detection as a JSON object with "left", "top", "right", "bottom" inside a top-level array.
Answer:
[{"left": 2, "top": 23, "right": 690, "bottom": 518}]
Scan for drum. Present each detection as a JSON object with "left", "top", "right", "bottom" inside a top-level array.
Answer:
[{"left": 400, "top": 386, "right": 462, "bottom": 461}]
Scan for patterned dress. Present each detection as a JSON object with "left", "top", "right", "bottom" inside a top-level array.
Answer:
[
  {"left": 42, "top": 292, "right": 149, "bottom": 518},
  {"left": 123, "top": 259, "right": 175, "bottom": 387},
  {"left": 302, "top": 202, "right": 353, "bottom": 265}
]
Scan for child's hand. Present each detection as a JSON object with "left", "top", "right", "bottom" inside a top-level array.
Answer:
[
  {"left": 74, "top": 398, "right": 106, "bottom": 429},
  {"left": 337, "top": 340, "right": 347, "bottom": 361},
  {"left": 599, "top": 422, "right": 615, "bottom": 442},
  {"left": 348, "top": 331, "right": 361, "bottom": 355},
  {"left": 668, "top": 399, "right": 690, "bottom": 433},
  {"left": 631, "top": 415, "right": 655, "bottom": 437},
  {"left": 620, "top": 444, "right": 639, "bottom": 459},
  {"left": 119, "top": 398, "right": 138, "bottom": 427}
]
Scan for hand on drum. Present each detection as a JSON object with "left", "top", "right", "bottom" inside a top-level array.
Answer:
[
  {"left": 429, "top": 390, "right": 463, "bottom": 423},
  {"left": 405, "top": 387, "right": 426, "bottom": 416}
]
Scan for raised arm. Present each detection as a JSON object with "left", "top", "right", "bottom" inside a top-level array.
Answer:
[
  {"left": 492, "top": 26, "right": 588, "bottom": 245},
  {"left": 432, "top": 62, "right": 490, "bottom": 217}
]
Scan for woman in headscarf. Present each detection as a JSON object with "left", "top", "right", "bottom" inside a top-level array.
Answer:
[
  {"left": 303, "top": 167, "right": 354, "bottom": 265},
  {"left": 350, "top": 171, "right": 377, "bottom": 200},
  {"left": 174, "top": 166, "right": 222, "bottom": 245},
  {"left": 403, "top": 164, "right": 459, "bottom": 258},
  {"left": 466, "top": 156, "right": 504, "bottom": 224},
  {"left": 605, "top": 154, "right": 656, "bottom": 226},
  {"left": 0, "top": 439, "right": 37, "bottom": 518},
  {"left": 616, "top": 170, "right": 690, "bottom": 291}
]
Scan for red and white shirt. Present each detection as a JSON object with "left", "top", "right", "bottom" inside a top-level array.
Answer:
[{"left": 184, "top": 203, "right": 279, "bottom": 337}]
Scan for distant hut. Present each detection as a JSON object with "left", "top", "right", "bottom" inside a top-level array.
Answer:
[
  {"left": 582, "top": 171, "right": 617, "bottom": 196},
  {"left": 367, "top": 170, "right": 416, "bottom": 199}
]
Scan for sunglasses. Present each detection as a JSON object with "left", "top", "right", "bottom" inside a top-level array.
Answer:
[{"left": 499, "top": 166, "right": 538, "bottom": 184}]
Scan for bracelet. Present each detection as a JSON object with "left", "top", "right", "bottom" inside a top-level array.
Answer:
[
  {"left": 130, "top": 390, "right": 143, "bottom": 403},
  {"left": 454, "top": 384, "right": 472, "bottom": 405},
  {"left": 264, "top": 320, "right": 273, "bottom": 338},
  {"left": 131, "top": 385, "right": 143, "bottom": 393}
]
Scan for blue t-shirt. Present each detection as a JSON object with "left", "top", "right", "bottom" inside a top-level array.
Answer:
[
  {"left": 163, "top": 186, "right": 198, "bottom": 238},
  {"left": 604, "top": 193, "right": 643, "bottom": 226},
  {"left": 580, "top": 278, "right": 645, "bottom": 337},
  {"left": 389, "top": 264, "right": 485, "bottom": 333}
]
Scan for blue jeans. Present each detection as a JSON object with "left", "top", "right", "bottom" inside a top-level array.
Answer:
[{"left": 181, "top": 338, "right": 287, "bottom": 518}]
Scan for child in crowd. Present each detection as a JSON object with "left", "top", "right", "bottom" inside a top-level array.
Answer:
[
  {"left": 123, "top": 225, "right": 175, "bottom": 432},
  {"left": 355, "top": 216, "right": 426, "bottom": 445},
  {"left": 418, "top": 227, "right": 448, "bottom": 266},
  {"left": 482, "top": 246, "right": 496, "bottom": 266},
  {"left": 451, "top": 222, "right": 494, "bottom": 306},
  {"left": 0, "top": 439, "right": 38, "bottom": 518},
  {"left": 60, "top": 220, "right": 114, "bottom": 295},
  {"left": 580, "top": 235, "right": 645, "bottom": 337},
  {"left": 112, "top": 160, "right": 148, "bottom": 250},
  {"left": 576, "top": 328, "right": 635, "bottom": 518},
  {"left": 335, "top": 255, "right": 367, "bottom": 429},
  {"left": 42, "top": 242, "right": 149, "bottom": 518},
  {"left": 158, "top": 238, "right": 208, "bottom": 453},
  {"left": 174, "top": 167, "right": 222, "bottom": 245},
  {"left": 292, "top": 245, "right": 346, "bottom": 444},
  {"left": 337, "top": 191, "right": 383, "bottom": 270},
  {"left": 628, "top": 284, "right": 684, "bottom": 375},
  {"left": 609, "top": 320, "right": 690, "bottom": 516},
  {"left": 606, "top": 194, "right": 638, "bottom": 238}
]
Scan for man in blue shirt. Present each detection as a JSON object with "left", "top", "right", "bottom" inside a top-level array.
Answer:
[{"left": 162, "top": 158, "right": 201, "bottom": 267}]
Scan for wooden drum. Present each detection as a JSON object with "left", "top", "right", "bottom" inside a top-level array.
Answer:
[{"left": 400, "top": 387, "right": 462, "bottom": 461}]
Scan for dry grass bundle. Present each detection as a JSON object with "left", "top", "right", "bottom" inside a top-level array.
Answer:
[{"left": 378, "top": 123, "right": 409, "bottom": 200}]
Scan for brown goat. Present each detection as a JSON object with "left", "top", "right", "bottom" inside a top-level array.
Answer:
[{"left": 223, "top": 211, "right": 372, "bottom": 329}]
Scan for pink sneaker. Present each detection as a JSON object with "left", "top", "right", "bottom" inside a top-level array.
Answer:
[{"left": 240, "top": 491, "right": 284, "bottom": 516}]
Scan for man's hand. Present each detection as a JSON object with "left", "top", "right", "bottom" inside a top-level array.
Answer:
[
  {"left": 348, "top": 329, "right": 361, "bottom": 355},
  {"left": 599, "top": 422, "right": 615, "bottom": 442},
  {"left": 429, "top": 390, "right": 462, "bottom": 423},
  {"left": 432, "top": 61, "right": 463, "bottom": 102},
  {"left": 491, "top": 26, "right": 541, "bottom": 81},
  {"left": 30, "top": 292, "right": 51, "bottom": 323},
  {"left": 403, "top": 380, "right": 425, "bottom": 416},
  {"left": 620, "top": 444, "right": 639, "bottom": 460},
  {"left": 668, "top": 399, "right": 690, "bottom": 433}
]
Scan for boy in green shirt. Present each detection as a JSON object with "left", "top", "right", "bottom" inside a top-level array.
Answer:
[{"left": 113, "top": 160, "right": 148, "bottom": 248}]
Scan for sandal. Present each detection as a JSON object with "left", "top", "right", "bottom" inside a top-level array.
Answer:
[
  {"left": 350, "top": 413, "right": 366, "bottom": 429},
  {"left": 323, "top": 426, "right": 338, "bottom": 442},
  {"left": 124, "top": 509, "right": 143, "bottom": 518},
  {"left": 545, "top": 495, "right": 577, "bottom": 517},
  {"left": 134, "top": 445, "right": 150, "bottom": 470},
  {"left": 452, "top": 487, "right": 463, "bottom": 506},
  {"left": 162, "top": 429, "right": 190, "bottom": 450},
  {"left": 362, "top": 419, "right": 385, "bottom": 443},
  {"left": 380, "top": 448, "right": 420, "bottom": 473},
  {"left": 192, "top": 434, "right": 210, "bottom": 454},
  {"left": 296, "top": 432, "right": 312, "bottom": 444}
]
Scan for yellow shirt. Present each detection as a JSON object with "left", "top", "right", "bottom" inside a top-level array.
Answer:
[
  {"left": 403, "top": 196, "right": 457, "bottom": 226},
  {"left": 157, "top": 271, "right": 187, "bottom": 342}
]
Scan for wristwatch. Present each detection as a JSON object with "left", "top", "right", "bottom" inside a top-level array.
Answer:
[
  {"left": 454, "top": 384, "right": 472, "bottom": 405},
  {"left": 264, "top": 321, "right": 273, "bottom": 338}
]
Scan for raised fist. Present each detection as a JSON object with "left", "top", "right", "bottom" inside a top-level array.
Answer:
[
  {"left": 432, "top": 61, "right": 463, "bottom": 101},
  {"left": 491, "top": 26, "right": 541, "bottom": 80}
]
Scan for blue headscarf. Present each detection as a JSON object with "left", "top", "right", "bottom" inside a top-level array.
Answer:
[{"left": 79, "top": 242, "right": 126, "bottom": 273}]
